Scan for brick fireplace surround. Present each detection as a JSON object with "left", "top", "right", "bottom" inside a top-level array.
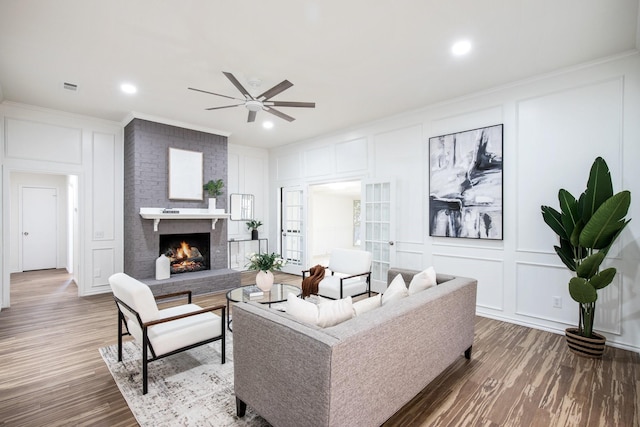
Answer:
[{"left": 123, "top": 118, "right": 240, "bottom": 295}]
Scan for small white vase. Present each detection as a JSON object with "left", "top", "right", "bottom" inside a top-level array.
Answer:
[
  {"left": 255, "top": 270, "right": 274, "bottom": 292},
  {"left": 208, "top": 197, "right": 216, "bottom": 212},
  {"left": 155, "top": 254, "right": 170, "bottom": 280}
]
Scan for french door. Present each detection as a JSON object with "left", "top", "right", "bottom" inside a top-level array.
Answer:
[
  {"left": 280, "top": 186, "right": 305, "bottom": 275},
  {"left": 363, "top": 180, "right": 395, "bottom": 293}
]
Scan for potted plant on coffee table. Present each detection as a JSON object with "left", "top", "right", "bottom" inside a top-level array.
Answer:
[
  {"left": 203, "top": 179, "right": 224, "bottom": 211},
  {"left": 541, "top": 156, "right": 631, "bottom": 358},
  {"left": 246, "top": 252, "right": 286, "bottom": 292}
]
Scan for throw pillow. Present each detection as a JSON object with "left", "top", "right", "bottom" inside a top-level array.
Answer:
[
  {"left": 352, "top": 294, "right": 382, "bottom": 316},
  {"left": 317, "top": 297, "right": 354, "bottom": 328},
  {"left": 382, "top": 273, "right": 408, "bottom": 305},
  {"left": 286, "top": 293, "right": 318, "bottom": 325},
  {"left": 408, "top": 266, "right": 437, "bottom": 295}
]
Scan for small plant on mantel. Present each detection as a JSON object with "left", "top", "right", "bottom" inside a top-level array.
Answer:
[
  {"left": 541, "top": 156, "right": 631, "bottom": 357},
  {"left": 203, "top": 179, "right": 224, "bottom": 197}
]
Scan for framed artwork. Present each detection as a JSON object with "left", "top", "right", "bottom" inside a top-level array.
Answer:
[
  {"left": 168, "top": 147, "right": 204, "bottom": 200},
  {"left": 428, "top": 124, "right": 503, "bottom": 239}
]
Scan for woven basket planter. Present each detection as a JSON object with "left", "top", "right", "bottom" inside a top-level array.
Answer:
[{"left": 565, "top": 328, "right": 606, "bottom": 358}]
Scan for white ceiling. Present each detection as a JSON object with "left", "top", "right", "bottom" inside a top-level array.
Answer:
[{"left": 1, "top": 1, "right": 638, "bottom": 148}]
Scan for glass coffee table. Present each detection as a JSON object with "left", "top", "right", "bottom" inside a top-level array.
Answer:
[{"left": 225, "top": 283, "right": 301, "bottom": 331}]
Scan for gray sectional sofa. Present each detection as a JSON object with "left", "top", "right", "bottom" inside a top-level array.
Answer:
[{"left": 232, "top": 268, "right": 477, "bottom": 427}]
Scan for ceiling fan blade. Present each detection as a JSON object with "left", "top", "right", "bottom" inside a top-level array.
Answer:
[
  {"left": 247, "top": 110, "right": 257, "bottom": 123},
  {"left": 188, "top": 87, "right": 244, "bottom": 101},
  {"left": 205, "top": 103, "right": 244, "bottom": 110},
  {"left": 267, "top": 101, "right": 315, "bottom": 108},
  {"left": 223, "top": 72, "right": 254, "bottom": 100},
  {"left": 264, "top": 106, "right": 295, "bottom": 122},
  {"left": 257, "top": 80, "right": 293, "bottom": 101}
]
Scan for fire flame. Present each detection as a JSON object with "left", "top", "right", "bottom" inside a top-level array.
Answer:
[{"left": 176, "top": 241, "right": 192, "bottom": 259}]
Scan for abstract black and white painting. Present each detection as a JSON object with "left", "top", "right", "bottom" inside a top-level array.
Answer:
[{"left": 429, "top": 124, "right": 503, "bottom": 240}]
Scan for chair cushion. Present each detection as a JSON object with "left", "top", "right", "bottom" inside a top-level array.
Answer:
[
  {"left": 109, "top": 273, "right": 159, "bottom": 323},
  {"left": 327, "top": 249, "right": 372, "bottom": 275},
  {"left": 408, "top": 266, "right": 437, "bottom": 295},
  {"left": 148, "top": 304, "right": 222, "bottom": 356},
  {"left": 382, "top": 274, "right": 408, "bottom": 305},
  {"left": 317, "top": 276, "right": 368, "bottom": 299}
]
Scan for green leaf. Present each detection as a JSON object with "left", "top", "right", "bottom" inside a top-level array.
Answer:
[
  {"left": 559, "top": 189, "right": 579, "bottom": 239},
  {"left": 569, "top": 219, "right": 583, "bottom": 248},
  {"left": 541, "top": 205, "right": 567, "bottom": 240},
  {"left": 581, "top": 157, "right": 613, "bottom": 223},
  {"left": 576, "top": 252, "right": 604, "bottom": 279},
  {"left": 554, "top": 240, "right": 576, "bottom": 271},
  {"left": 590, "top": 268, "right": 616, "bottom": 290},
  {"left": 580, "top": 191, "right": 631, "bottom": 249},
  {"left": 597, "top": 219, "right": 631, "bottom": 256},
  {"left": 569, "top": 277, "right": 597, "bottom": 304}
]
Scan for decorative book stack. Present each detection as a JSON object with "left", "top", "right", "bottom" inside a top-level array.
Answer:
[{"left": 243, "top": 286, "right": 264, "bottom": 299}]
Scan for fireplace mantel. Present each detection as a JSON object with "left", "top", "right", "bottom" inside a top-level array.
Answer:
[{"left": 140, "top": 207, "right": 230, "bottom": 231}]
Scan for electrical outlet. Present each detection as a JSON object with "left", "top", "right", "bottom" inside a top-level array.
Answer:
[
  {"left": 94, "top": 268, "right": 101, "bottom": 278},
  {"left": 553, "top": 296, "right": 562, "bottom": 308}
]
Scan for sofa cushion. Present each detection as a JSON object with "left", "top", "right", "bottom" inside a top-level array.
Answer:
[
  {"left": 317, "top": 297, "right": 353, "bottom": 327},
  {"left": 352, "top": 294, "right": 382, "bottom": 316},
  {"left": 287, "top": 293, "right": 319, "bottom": 324},
  {"left": 382, "top": 274, "right": 408, "bottom": 305},
  {"left": 287, "top": 293, "right": 354, "bottom": 328},
  {"left": 408, "top": 266, "right": 437, "bottom": 295}
]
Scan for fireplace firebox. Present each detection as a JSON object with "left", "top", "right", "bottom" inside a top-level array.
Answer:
[{"left": 159, "top": 233, "right": 210, "bottom": 274}]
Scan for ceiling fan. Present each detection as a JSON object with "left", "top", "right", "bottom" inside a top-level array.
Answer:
[{"left": 188, "top": 72, "right": 315, "bottom": 123}]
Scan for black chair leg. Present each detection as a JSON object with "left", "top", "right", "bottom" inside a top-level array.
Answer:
[
  {"left": 117, "top": 313, "right": 123, "bottom": 362},
  {"left": 464, "top": 345, "right": 472, "bottom": 360},
  {"left": 221, "top": 313, "right": 226, "bottom": 364},
  {"left": 236, "top": 397, "right": 247, "bottom": 417},
  {"left": 143, "top": 329, "right": 149, "bottom": 395}
]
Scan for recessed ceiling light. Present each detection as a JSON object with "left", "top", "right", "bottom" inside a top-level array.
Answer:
[
  {"left": 120, "top": 83, "right": 137, "bottom": 94},
  {"left": 262, "top": 121, "right": 274, "bottom": 129},
  {"left": 451, "top": 40, "right": 472, "bottom": 56}
]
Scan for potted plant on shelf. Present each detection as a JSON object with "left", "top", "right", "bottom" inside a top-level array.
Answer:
[
  {"left": 246, "top": 252, "right": 286, "bottom": 292},
  {"left": 203, "top": 179, "right": 224, "bottom": 211},
  {"left": 541, "top": 156, "right": 631, "bottom": 358},
  {"left": 246, "top": 219, "right": 263, "bottom": 240}
]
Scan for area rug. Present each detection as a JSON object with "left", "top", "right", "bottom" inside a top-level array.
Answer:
[{"left": 99, "top": 334, "right": 270, "bottom": 427}]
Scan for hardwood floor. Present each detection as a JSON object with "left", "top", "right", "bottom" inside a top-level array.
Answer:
[{"left": 0, "top": 270, "right": 638, "bottom": 426}]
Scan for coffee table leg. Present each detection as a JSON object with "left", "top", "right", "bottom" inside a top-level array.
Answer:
[{"left": 226, "top": 298, "right": 232, "bottom": 332}]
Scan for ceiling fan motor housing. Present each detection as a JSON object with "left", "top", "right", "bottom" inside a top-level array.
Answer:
[{"left": 245, "top": 100, "right": 263, "bottom": 111}]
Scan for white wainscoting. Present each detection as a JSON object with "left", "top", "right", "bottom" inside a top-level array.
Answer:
[
  {"left": 433, "top": 253, "right": 504, "bottom": 311},
  {"left": 5, "top": 117, "right": 83, "bottom": 164}
]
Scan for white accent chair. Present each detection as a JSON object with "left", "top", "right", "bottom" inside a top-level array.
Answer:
[
  {"left": 304, "top": 248, "right": 373, "bottom": 299},
  {"left": 109, "top": 272, "right": 225, "bottom": 395}
]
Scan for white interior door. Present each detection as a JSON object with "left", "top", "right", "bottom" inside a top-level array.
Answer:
[
  {"left": 363, "top": 180, "right": 395, "bottom": 293},
  {"left": 280, "top": 186, "right": 305, "bottom": 275},
  {"left": 22, "top": 187, "right": 58, "bottom": 271}
]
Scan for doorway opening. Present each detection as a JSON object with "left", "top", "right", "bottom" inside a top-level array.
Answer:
[
  {"left": 8, "top": 171, "right": 79, "bottom": 298},
  {"left": 307, "top": 180, "right": 362, "bottom": 267}
]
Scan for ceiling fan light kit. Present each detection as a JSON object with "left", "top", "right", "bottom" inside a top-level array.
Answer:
[{"left": 189, "top": 72, "right": 316, "bottom": 123}]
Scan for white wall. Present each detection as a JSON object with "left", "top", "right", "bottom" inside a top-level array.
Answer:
[
  {"left": 9, "top": 172, "right": 69, "bottom": 273},
  {"left": 227, "top": 143, "right": 270, "bottom": 241},
  {"left": 0, "top": 103, "right": 124, "bottom": 306},
  {"left": 269, "top": 52, "right": 640, "bottom": 352}
]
